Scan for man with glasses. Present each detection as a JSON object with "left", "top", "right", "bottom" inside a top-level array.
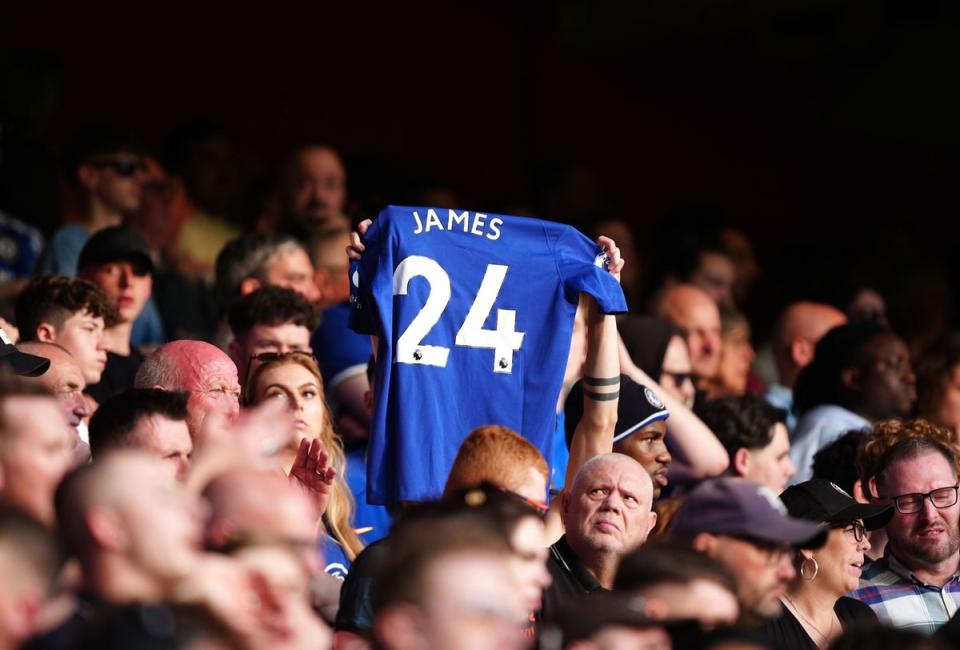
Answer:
[
  {"left": 851, "top": 435, "right": 960, "bottom": 632},
  {"left": 668, "top": 477, "right": 827, "bottom": 626},
  {"left": 38, "top": 126, "right": 146, "bottom": 276},
  {"left": 226, "top": 286, "right": 317, "bottom": 387}
]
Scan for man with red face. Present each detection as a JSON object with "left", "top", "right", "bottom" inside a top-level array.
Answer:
[
  {"left": 134, "top": 340, "right": 241, "bottom": 439},
  {"left": 77, "top": 226, "right": 155, "bottom": 404}
]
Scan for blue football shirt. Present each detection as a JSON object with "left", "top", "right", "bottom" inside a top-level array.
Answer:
[{"left": 350, "top": 205, "right": 627, "bottom": 504}]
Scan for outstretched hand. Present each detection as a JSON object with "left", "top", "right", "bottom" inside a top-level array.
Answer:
[
  {"left": 596, "top": 235, "right": 624, "bottom": 283},
  {"left": 289, "top": 437, "right": 337, "bottom": 518}
]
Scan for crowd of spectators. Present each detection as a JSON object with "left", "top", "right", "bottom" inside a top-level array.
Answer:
[{"left": 0, "top": 124, "right": 959, "bottom": 650}]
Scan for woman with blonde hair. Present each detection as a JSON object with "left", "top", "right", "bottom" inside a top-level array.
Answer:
[{"left": 244, "top": 350, "right": 364, "bottom": 568}]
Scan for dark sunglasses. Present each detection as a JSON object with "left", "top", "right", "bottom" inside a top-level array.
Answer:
[{"left": 88, "top": 157, "right": 147, "bottom": 178}]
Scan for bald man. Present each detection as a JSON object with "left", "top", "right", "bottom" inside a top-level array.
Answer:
[
  {"left": 133, "top": 340, "right": 241, "bottom": 437},
  {"left": 36, "top": 452, "right": 205, "bottom": 645},
  {"left": 542, "top": 453, "right": 657, "bottom": 623},
  {"left": 655, "top": 284, "right": 722, "bottom": 389},
  {"left": 766, "top": 302, "right": 846, "bottom": 429}
]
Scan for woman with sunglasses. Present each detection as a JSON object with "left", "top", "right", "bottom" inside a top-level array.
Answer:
[
  {"left": 762, "top": 478, "right": 893, "bottom": 649},
  {"left": 244, "top": 350, "right": 364, "bottom": 569}
]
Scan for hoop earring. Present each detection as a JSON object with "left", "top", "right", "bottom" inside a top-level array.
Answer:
[{"left": 800, "top": 557, "right": 819, "bottom": 581}]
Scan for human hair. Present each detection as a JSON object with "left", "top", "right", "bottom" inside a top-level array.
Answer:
[
  {"left": 857, "top": 419, "right": 959, "bottom": 498},
  {"left": 812, "top": 430, "right": 868, "bottom": 497},
  {"left": 15, "top": 275, "right": 119, "bottom": 340},
  {"left": 226, "top": 285, "right": 317, "bottom": 340},
  {"left": 61, "top": 125, "right": 143, "bottom": 180},
  {"left": 915, "top": 333, "right": 960, "bottom": 424},
  {"left": 443, "top": 425, "right": 549, "bottom": 497},
  {"left": 873, "top": 430, "right": 959, "bottom": 493},
  {"left": 89, "top": 389, "right": 189, "bottom": 457},
  {"left": 793, "top": 322, "right": 890, "bottom": 415},
  {"left": 214, "top": 233, "right": 307, "bottom": 308},
  {"left": 0, "top": 504, "right": 62, "bottom": 591},
  {"left": 371, "top": 498, "right": 514, "bottom": 614},
  {"left": 696, "top": 394, "right": 786, "bottom": 458},
  {"left": 614, "top": 539, "right": 736, "bottom": 595},
  {"left": 133, "top": 347, "right": 184, "bottom": 391},
  {"left": 0, "top": 372, "right": 55, "bottom": 448},
  {"left": 244, "top": 352, "right": 362, "bottom": 560}
]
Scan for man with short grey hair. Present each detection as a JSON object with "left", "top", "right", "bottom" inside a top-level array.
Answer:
[{"left": 214, "top": 233, "right": 321, "bottom": 309}]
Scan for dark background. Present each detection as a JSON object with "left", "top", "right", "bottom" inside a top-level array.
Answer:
[{"left": 3, "top": 0, "right": 960, "bottom": 336}]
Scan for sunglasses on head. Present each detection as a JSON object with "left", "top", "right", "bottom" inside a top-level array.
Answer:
[{"left": 87, "top": 157, "right": 146, "bottom": 178}]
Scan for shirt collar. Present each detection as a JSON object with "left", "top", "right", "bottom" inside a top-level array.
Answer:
[
  {"left": 553, "top": 535, "right": 604, "bottom": 593},
  {"left": 883, "top": 547, "right": 960, "bottom": 588}
]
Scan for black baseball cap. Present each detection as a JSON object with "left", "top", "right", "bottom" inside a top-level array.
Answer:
[
  {"left": 669, "top": 478, "right": 827, "bottom": 548},
  {"left": 0, "top": 329, "right": 49, "bottom": 377},
  {"left": 779, "top": 479, "right": 893, "bottom": 531},
  {"left": 565, "top": 375, "right": 669, "bottom": 447},
  {"left": 77, "top": 226, "right": 153, "bottom": 274}
]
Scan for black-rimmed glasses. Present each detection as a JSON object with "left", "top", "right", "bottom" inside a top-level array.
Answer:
[
  {"left": 879, "top": 485, "right": 960, "bottom": 514},
  {"left": 837, "top": 520, "right": 865, "bottom": 543}
]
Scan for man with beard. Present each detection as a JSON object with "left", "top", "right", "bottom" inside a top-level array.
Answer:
[{"left": 851, "top": 431, "right": 960, "bottom": 632}]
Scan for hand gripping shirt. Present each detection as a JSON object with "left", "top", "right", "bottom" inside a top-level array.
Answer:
[{"left": 349, "top": 206, "right": 628, "bottom": 504}]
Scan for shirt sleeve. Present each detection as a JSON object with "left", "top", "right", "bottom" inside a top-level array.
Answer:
[{"left": 550, "top": 225, "right": 628, "bottom": 314}]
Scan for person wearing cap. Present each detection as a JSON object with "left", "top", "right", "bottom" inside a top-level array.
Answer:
[
  {"left": 566, "top": 376, "right": 672, "bottom": 499},
  {"left": 78, "top": 225, "right": 155, "bottom": 404},
  {"left": 763, "top": 479, "right": 891, "bottom": 648},
  {"left": 850, "top": 431, "right": 960, "bottom": 633},
  {"left": 668, "top": 477, "right": 828, "bottom": 627},
  {"left": 0, "top": 328, "right": 50, "bottom": 378}
]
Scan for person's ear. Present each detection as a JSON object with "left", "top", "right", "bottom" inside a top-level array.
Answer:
[
  {"left": 791, "top": 338, "right": 814, "bottom": 368},
  {"left": 75, "top": 164, "right": 98, "bottom": 192},
  {"left": 86, "top": 510, "right": 127, "bottom": 551},
  {"left": 35, "top": 323, "right": 57, "bottom": 343},
  {"left": 239, "top": 277, "right": 261, "bottom": 297},
  {"left": 799, "top": 548, "right": 815, "bottom": 562},
  {"left": 733, "top": 447, "right": 752, "bottom": 478},
  {"left": 852, "top": 479, "right": 869, "bottom": 504},
  {"left": 841, "top": 367, "right": 860, "bottom": 392},
  {"left": 692, "top": 532, "right": 716, "bottom": 555},
  {"left": 646, "top": 510, "right": 658, "bottom": 537}
]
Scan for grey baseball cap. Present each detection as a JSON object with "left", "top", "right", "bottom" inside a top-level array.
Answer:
[{"left": 669, "top": 477, "right": 827, "bottom": 549}]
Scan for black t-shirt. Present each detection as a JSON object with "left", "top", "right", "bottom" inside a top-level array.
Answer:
[
  {"left": 335, "top": 538, "right": 392, "bottom": 635},
  {"left": 86, "top": 349, "right": 144, "bottom": 404},
  {"left": 540, "top": 535, "right": 607, "bottom": 626},
  {"left": 760, "top": 595, "right": 878, "bottom": 650}
]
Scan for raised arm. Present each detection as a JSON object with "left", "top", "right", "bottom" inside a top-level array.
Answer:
[{"left": 618, "top": 341, "right": 729, "bottom": 477}]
